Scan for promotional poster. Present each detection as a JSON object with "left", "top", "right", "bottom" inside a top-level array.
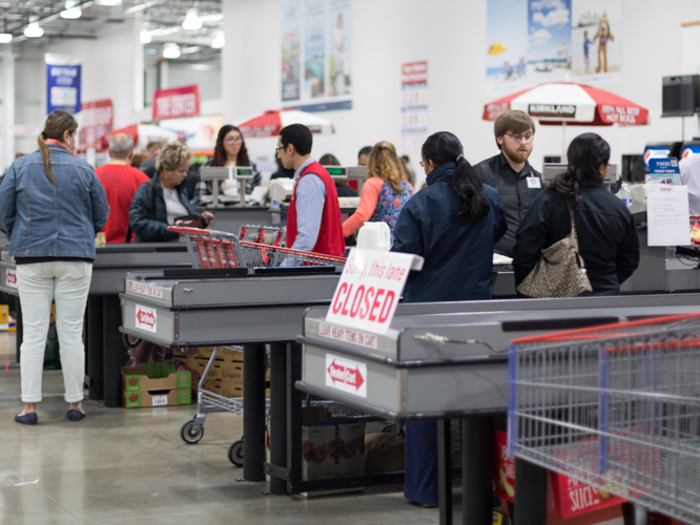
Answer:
[{"left": 45, "top": 54, "right": 82, "bottom": 114}]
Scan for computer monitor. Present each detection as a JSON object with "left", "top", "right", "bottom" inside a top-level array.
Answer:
[
  {"left": 681, "top": 142, "right": 700, "bottom": 161},
  {"left": 662, "top": 75, "right": 700, "bottom": 117},
  {"left": 621, "top": 154, "right": 645, "bottom": 183}
]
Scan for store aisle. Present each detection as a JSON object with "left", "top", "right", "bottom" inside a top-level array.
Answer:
[{"left": 0, "top": 334, "right": 432, "bottom": 525}]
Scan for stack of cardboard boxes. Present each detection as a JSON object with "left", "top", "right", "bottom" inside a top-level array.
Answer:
[
  {"left": 173, "top": 347, "right": 270, "bottom": 398},
  {"left": 122, "top": 363, "right": 192, "bottom": 408}
]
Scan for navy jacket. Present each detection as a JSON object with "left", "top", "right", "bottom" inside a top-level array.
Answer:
[
  {"left": 392, "top": 162, "right": 507, "bottom": 303},
  {"left": 129, "top": 175, "right": 198, "bottom": 242}
]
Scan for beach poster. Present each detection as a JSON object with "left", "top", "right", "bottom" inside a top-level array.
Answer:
[
  {"left": 304, "top": 0, "right": 326, "bottom": 99},
  {"left": 281, "top": 0, "right": 302, "bottom": 102}
]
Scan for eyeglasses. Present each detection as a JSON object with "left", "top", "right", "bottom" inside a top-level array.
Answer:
[
  {"left": 224, "top": 137, "right": 243, "bottom": 144},
  {"left": 504, "top": 132, "right": 535, "bottom": 143},
  {"left": 275, "top": 146, "right": 284, "bottom": 153}
]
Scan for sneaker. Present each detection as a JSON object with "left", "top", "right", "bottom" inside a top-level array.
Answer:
[{"left": 15, "top": 412, "right": 38, "bottom": 425}]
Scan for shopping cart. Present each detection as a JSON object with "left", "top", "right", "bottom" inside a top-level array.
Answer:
[
  {"left": 508, "top": 313, "right": 700, "bottom": 523},
  {"left": 170, "top": 226, "right": 345, "bottom": 465}
]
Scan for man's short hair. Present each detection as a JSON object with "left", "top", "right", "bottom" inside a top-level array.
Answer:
[
  {"left": 279, "top": 124, "right": 312, "bottom": 156},
  {"left": 146, "top": 140, "right": 165, "bottom": 153},
  {"left": 494, "top": 110, "right": 536, "bottom": 150},
  {"left": 109, "top": 133, "right": 135, "bottom": 160},
  {"left": 358, "top": 146, "right": 372, "bottom": 160}
]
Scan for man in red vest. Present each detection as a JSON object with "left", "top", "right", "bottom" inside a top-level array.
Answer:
[{"left": 276, "top": 124, "right": 345, "bottom": 256}]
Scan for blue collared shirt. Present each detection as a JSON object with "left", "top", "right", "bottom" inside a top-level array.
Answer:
[{"left": 290, "top": 157, "right": 326, "bottom": 252}]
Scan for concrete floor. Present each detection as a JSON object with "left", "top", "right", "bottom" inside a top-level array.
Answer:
[{"left": 0, "top": 333, "right": 436, "bottom": 525}]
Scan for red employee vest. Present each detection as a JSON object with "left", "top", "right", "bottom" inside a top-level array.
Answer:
[{"left": 286, "top": 161, "right": 345, "bottom": 256}]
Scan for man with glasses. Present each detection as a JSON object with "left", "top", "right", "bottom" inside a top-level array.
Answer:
[
  {"left": 474, "top": 109, "right": 542, "bottom": 258},
  {"left": 276, "top": 124, "right": 345, "bottom": 257}
]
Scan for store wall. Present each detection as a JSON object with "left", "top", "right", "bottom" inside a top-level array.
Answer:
[{"left": 223, "top": 0, "right": 700, "bottom": 188}]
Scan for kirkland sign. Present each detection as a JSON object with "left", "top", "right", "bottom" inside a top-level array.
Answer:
[{"left": 528, "top": 104, "right": 576, "bottom": 119}]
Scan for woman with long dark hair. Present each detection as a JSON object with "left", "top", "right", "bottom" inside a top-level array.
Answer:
[
  {"left": 193, "top": 125, "right": 262, "bottom": 205},
  {"left": 391, "top": 131, "right": 507, "bottom": 507},
  {"left": 0, "top": 110, "right": 109, "bottom": 424},
  {"left": 513, "top": 132, "right": 639, "bottom": 295}
]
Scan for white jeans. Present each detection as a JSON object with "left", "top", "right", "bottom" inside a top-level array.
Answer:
[{"left": 17, "top": 261, "right": 92, "bottom": 403}]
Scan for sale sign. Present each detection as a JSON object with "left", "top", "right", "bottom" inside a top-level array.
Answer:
[
  {"left": 81, "top": 99, "right": 113, "bottom": 150},
  {"left": 325, "top": 352, "right": 367, "bottom": 398},
  {"left": 135, "top": 304, "right": 158, "bottom": 333},
  {"left": 152, "top": 85, "right": 200, "bottom": 121},
  {"left": 325, "top": 248, "right": 423, "bottom": 335}
]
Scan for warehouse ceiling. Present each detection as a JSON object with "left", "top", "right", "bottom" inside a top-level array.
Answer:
[{"left": 1, "top": 0, "right": 223, "bottom": 63}]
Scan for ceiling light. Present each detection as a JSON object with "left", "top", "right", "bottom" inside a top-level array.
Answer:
[
  {"left": 23, "top": 20, "right": 43, "bottom": 38},
  {"left": 162, "top": 43, "right": 180, "bottom": 59},
  {"left": 60, "top": 0, "right": 82, "bottom": 19},
  {"left": 211, "top": 31, "right": 224, "bottom": 49},
  {"left": 182, "top": 8, "right": 202, "bottom": 30},
  {"left": 0, "top": 33, "right": 12, "bottom": 43},
  {"left": 94, "top": 0, "right": 122, "bottom": 5},
  {"left": 140, "top": 30, "right": 151, "bottom": 44}
]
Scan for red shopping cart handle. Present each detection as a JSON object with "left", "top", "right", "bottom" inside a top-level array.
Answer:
[{"left": 168, "top": 226, "right": 212, "bottom": 235}]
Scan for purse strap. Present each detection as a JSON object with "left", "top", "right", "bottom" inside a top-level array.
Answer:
[{"left": 125, "top": 180, "right": 157, "bottom": 243}]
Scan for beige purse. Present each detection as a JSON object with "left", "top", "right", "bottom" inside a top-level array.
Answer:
[{"left": 516, "top": 205, "right": 593, "bottom": 298}]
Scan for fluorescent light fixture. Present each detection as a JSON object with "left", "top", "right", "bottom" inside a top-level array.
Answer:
[
  {"left": 182, "top": 8, "right": 202, "bottom": 30},
  {"left": 140, "top": 30, "right": 151, "bottom": 44},
  {"left": 162, "top": 43, "right": 180, "bottom": 59},
  {"left": 211, "top": 31, "right": 224, "bottom": 49},
  {"left": 0, "top": 33, "right": 12, "bottom": 43},
  {"left": 24, "top": 20, "right": 43, "bottom": 38},
  {"left": 61, "top": 0, "right": 82, "bottom": 19},
  {"left": 94, "top": 0, "right": 122, "bottom": 5}
]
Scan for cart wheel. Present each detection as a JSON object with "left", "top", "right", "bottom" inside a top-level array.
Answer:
[
  {"left": 180, "top": 420, "right": 204, "bottom": 444},
  {"left": 229, "top": 440, "right": 244, "bottom": 466}
]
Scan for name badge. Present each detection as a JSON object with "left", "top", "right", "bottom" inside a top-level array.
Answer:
[{"left": 527, "top": 176, "right": 542, "bottom": 189}]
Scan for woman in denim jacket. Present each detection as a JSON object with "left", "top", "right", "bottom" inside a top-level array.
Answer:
[{"left": 0, "top": 110, "right": 109, "bottom": 424}]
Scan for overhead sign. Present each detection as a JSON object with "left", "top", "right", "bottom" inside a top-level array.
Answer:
[
  {"left": 81, "top": 99, "right": 113, "bottom": 150},
  {"left": 325, "top": 352, "right": 367, "bottom": 398},
  {"left": 325, "top": 248, "right": 423, "bottom": 335},
  {"left": 152, "top": 85, "right": 201, "bottom": 121},
  {"left": 135, "top": 304, "right": 158, "bottom": 333},
  {"left": 45, "top": 54, "right": 82, "bottom": 114},
  {"left": 528, "top": 104, "right": 576, "bottom": 119}
]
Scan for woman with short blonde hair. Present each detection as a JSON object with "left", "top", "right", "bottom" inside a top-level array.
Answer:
[{"left": 342, "top": 141, "right": 413, "bottom": 243}]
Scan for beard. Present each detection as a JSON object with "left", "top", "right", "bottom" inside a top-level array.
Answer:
[{"left": 502, "top": 141, "right": 532, "bottom": 165}]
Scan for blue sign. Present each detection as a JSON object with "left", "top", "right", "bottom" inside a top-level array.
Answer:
[
  {"left": 648, "top": 158, "right": 682, "bottom": 185},
  {"left": 46, "top": 59, "right": 81, "bottom": 114}
]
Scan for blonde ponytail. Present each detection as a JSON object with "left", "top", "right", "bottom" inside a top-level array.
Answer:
[
  {"left": 39, "top": 110, "right": 78, "bottom": 185},
  {"left": 367, "top": 141, "right": 405, "bottom": 194}
]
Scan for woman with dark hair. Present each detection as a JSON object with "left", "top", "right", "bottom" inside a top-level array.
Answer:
[
  {"left": 391, "top": 131, "right": 507, "bottom": 507},
  {"left": 514, "top": 132, "right": 639, "bottom": 296},
  {"left": 193, "top": 125, "right": 262, "bottom": 205},
  {"left": 0, "top": 110, "right": 109, "bottom": 424}
]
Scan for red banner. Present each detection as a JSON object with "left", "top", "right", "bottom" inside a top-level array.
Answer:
[
  {"left": 81, "top": 99, "right": 113, "bottom": 150},
  {"left": 152, "top": 85, "right": 200, "bottom": 121}
]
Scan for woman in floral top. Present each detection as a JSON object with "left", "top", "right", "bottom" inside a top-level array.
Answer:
[{"left": 342, "top": 141, "right": 413, "bottom": 244}]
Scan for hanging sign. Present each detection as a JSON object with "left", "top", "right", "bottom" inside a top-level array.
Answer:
[
  {"left": 325, "top": 248, "right": 423, "bottom": 335},
  {"left": 152, "top": 85, "right": 201, "bottom": 121},
  {"left": 45, "top": 54, "right": 82, "bottom": 114},
  {"left": 81, "top": 99, "right": 113, "bottom": 150}
]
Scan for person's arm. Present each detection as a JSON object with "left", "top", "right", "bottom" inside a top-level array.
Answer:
[
  {"left": 0, "top": 164, "right": 17, "bottom": 237},
  {"left": 128, "top": 184, "right": 178, "bottom": 242},
  {"left": 289, "top": 174, "right": 326, "bottom": 252},
  {"left": 342, "top": 177, "right": 383, "bottom": 237},
  {"left": 492, "top": 192, "right": 508, "bottom": 243},
  {"left": 89, "top": 170, "right": 110, "bottom": 234},
  {"left": 615, "top": 216, "right": 640, "bottom": 285},
  {"left": 391, "top": 204, "right": 424, "bottom": 256},
  {"left": 512, "top": 193, "right": 551, "bottom": 286},
  {"left": 246, "top": 163, "right": 262, "bottom": 194},
  {"left": 193, "top": 179, "right": 211, "bottom": 206}
]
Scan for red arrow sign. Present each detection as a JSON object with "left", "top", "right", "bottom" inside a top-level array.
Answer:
[
  {"left": 136, "top": 309, "right": 156, "bottom": 328},
  {"left": 327, "top": 360, "right": 364, "bottom": 391},
  {"left": 6, "top": 271, "right": 16, "bottom": 285}
]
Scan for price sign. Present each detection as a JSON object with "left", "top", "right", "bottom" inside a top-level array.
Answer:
[{"left": 325, "top": 248, "right": 423, "bottom": 335}]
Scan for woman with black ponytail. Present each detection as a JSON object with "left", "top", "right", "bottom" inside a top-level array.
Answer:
[
  {"left": 513, "top": 132, "right": 639, "bottom": 296},
  {"left": 391, "top": 131, "right": 507, "bottom": 508}
]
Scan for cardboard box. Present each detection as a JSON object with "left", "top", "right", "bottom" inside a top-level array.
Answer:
[
  {"left": 302, "top": 419, "right": 366, "bottom": 482},
  {"left": 123, "top": 388, "right": 192, "bottom": 408},
  {"left": 493, "top": 431, "right": 625, "bottom": 519},
  {"left": 174, "top": 354, "right": 270, "bottom": 382}
]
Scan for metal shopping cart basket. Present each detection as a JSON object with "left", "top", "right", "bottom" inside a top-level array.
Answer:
[
  {"left": 170, "top": 225, "right": 345, "bottom": 466},
  {"left": 508, "top": 313, "right": 700, "bottom": 523}
]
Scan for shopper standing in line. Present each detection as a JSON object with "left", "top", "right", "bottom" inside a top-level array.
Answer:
[
  {"left": 0, "top": 110, "right": 110, "bottom": 424},
  {"left": 95, "top": 133, "right": 150, "bottom": 243},
  {"left": 319, "top": 153, "right": 358, "bottom": 197},
  {"left": 193, "top": 125, "right": 262, "bottom": 205},
  {"left": 276, "top": 124, "right": 345, "bottom": 256},
  {"left": 343, "top": 141, "right": 413, "bottom": 244},
  {"left": 129, "top": 141, "right": 214, "bottom": 243},
  {"left": 513, "top": 132, "right": 639, "bottom": 296},
  {"left": 392, "top": 131, "right": 507, "bottom": 506},
  {"left": 137, "top": 140, "right": 165, "bottom": 178},
  {"left": 473, "top": 109, "right": 541, "bottom": 258}
]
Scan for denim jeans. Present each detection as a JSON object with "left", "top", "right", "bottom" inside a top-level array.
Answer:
[{"left": 17, "top": 261, "right": 92, "bottom": 403}]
